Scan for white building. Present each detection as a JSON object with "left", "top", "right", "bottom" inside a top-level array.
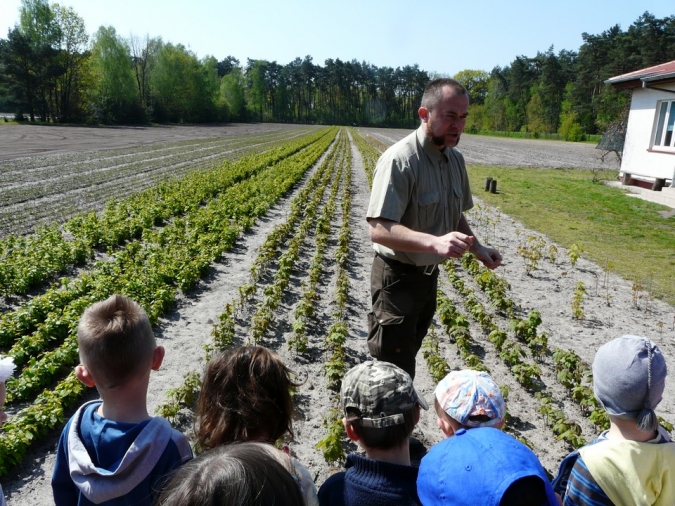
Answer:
[{"left": 606, "top": 60, "right": 675, "bottom": 200}]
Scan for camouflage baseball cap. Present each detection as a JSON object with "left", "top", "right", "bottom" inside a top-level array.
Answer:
[{"left": 341, "top": 361, "right": 429, "bottom": 428}]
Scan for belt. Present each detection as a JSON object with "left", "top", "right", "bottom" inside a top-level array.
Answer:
[{"left": 376, "top": 253, "right": 438, "bottom": 276}]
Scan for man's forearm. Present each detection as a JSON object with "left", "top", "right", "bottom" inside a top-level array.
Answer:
[{"left": 368, "top": 218, "right": 438, "bottom": 254}]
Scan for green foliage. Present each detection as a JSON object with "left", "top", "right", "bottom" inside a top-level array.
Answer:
[
  {"left": 89, "top": 26, "right": 142, "bottom": 123},
  {"left": 568, "top": 244, "right": 583, "bottom": 267},
  {"left": 0, "top": 128, "right": 339, "bottom": 476},
  {"left": 316, "top": 411, "right": 346, "bottom": 464},
  {"left": 571, "top": 282, "right": 586, "bottom": 320},
  {"left": 156, "top": 371, "right": 201, "bottom": 424},
  {"left": 422, "top": 332, "right": 450, "bottom": 384},
  {"left": 517, "top": 235, "right": 546, "bottom": 275}
]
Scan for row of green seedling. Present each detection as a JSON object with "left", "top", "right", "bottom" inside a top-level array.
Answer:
[
  {"left": 316, "top": 143, "right": 353, "bottom": 465},
  {"left": 448, "top": 259, "right": 586, "bottom": 449},
  {"left": 0, "top": 130, "right": 338, "bottom": 477},
  {"left": 289, "top": 136, "right": 348, "bottom": 353},
  {"left": 0, "top": 129, "right": 333, "bottom": 299},
  {"left": 349, "top": 128, "right": 379, "bottom": 187},
  {"left": 248, "top": 134, "right": 348, "bottom": 344},
  {"left": 157, "top": 131, "right": 346, "bottom": 423},
  {"left": 4, "top": 133, "right": 336, "bottom": 393},
  {"left": 213, "top": 133, "right": 345, "bottom": 350}
]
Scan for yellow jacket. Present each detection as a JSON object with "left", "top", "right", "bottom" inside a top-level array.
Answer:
[{"left": 580, "top": 438, "right": 675, "bottom": 506}]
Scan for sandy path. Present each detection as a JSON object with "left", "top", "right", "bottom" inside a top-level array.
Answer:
[{"left": 3, "top": 126, "right": 671, "bottom": 505}]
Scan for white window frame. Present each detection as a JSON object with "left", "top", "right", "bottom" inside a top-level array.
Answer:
[{"left": 653, "top": 99, "right": 675, "bottom": 151}]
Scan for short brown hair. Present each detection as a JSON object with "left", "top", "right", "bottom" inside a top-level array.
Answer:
[
  {"left": 77, "top": 294, "right": 156, "bottom": 389},
  {"left": 345, "top": 406, "right": 417, "bottom": 450},
  {"left": 195, "top": 346, "right": 299, "bottom": 452},
  {"left": 420, "top": 78, "right": 468, "bottom": 111}
]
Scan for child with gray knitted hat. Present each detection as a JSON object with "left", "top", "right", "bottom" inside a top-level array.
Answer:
[{"left": 553, "top": 335, "right": 675, "bottom": 505}]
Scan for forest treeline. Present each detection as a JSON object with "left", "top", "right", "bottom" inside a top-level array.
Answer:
[{"left": 1, "top": 0, "right": 674, "bottom": 137}]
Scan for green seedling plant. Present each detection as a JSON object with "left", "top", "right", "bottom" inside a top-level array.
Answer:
[
  {"left": 422, "top": 327, "right": 450, "bottom": 383},
  {"left": 571, "top": 281, "right": 586, "bottom": 319},
  {"left": 517, "top": 235, "right": 546, "bottom": 275},
  {"left": 156, "top": 371, "right": 201, "bottom": 424},
  {"left": 568, "top": 243, "right": 583, "bottom": 267},
  {"left": 601, "top": 259, "right": 615, "bottom": 306},
  {"left": 547, "top": 244, "right": 558, "bottom": 263},
  {"left": 316, "top": 407, "right": 346, "bottom": 464}
]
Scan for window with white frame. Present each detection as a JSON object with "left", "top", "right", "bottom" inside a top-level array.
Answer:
[{"left": 653, "top": 99, "right": 675, "bottom": 150}]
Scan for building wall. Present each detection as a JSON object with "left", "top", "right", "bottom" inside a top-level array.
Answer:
[{"left": 621, "top": 84, "right": 675, "bottom": 182}]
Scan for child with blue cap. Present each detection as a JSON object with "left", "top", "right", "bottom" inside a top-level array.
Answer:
[{"left": 417, "top": 426, "right": 559, "bottom": 506}]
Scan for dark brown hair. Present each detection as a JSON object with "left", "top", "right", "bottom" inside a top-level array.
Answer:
[
  {"left": 345, "top": 406, "right": 417, "bottom": 450},
  {"left": 420, "top": 78, "right": 468, "bottom": 111},
  {"left": 195, "top": 346, "right": 299, "bottom": 451},
  {"left": 77, "top": 294, "right": 156, "bottom": 389},
  {"left": 154, "top": 442, "right": 304, "bottom": 506},
  {"left": 499, "top": 476, "right": 550, "bottom": 506}
]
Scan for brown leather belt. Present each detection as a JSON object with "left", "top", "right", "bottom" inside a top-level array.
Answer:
[{"left": 376, "top": 253, "right": 438, "bottom": 276}]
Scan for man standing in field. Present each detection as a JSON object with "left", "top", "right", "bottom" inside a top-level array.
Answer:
[{"left": 366, "top": 78, "right": 501, "bottom": 380}]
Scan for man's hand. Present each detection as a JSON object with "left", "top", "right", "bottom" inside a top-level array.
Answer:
[
  {"left": 432, "top": 231, "right": 474, "bottom": 258},
  {"left": 471, "top": 243, "right": 502, "bottom": 270}
]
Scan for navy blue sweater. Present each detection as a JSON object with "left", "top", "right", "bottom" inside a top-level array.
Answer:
[{"left": 318, "top": 454, "right": 421, "bottom": 506}]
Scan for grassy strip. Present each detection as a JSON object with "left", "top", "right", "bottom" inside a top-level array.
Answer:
[{"left": 466, "top": 166, "right": 675, "bottom": 304}]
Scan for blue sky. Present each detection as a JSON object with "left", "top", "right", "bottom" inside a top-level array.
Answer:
[{"left": 1, "top": 0, "right": 673, "bottom": 75}]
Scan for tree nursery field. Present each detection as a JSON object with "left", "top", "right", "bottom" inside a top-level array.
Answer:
[{"left": 0, "top": 124, "right": 673, "bottom": 505}]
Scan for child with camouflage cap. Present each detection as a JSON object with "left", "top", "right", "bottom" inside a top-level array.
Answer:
[
  {"left": 434, "top": 369, "right": 505, "bottom": 437},
  {"left": 318, "top": 360, "right": 428, "bottom": 506},
  {"left": 553, "top": 335, "right": 675, "bottom": 505}
]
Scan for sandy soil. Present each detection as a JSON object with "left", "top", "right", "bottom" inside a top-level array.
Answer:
[
  {"left": 0, "top": 123, "right": 299, "bottom": 162},
  {"left": 4, "top": 126, "right": 673, "bottom": 505}
]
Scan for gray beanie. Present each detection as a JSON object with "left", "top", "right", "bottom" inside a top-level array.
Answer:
[{"left": 592, "top": 335, "right": 667, "bottom": 431}]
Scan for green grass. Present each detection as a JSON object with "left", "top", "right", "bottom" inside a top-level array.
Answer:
[{"left": 467, "top": 166, "right": 675, "bottom": 304}]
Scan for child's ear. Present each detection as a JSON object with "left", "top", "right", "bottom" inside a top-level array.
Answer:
[
  {"left": 413, "top": 404, "right": 421, "bottom": 426},
  {"left": 343, "top": 418, "right": 360, "bottom": 443},
  {"left": 151, "top": 346, "right": 165, "bottom": 371},
  {"left": 437, "top": 414, "right": 455, "bottom": 438},
  {"left": 75, "top": 364, "right": 96, "bottom": 388}
]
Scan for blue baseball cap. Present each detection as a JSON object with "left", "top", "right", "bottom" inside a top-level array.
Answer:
[{"left": 417, "top": 427, "right": 558, "bottom": 506}]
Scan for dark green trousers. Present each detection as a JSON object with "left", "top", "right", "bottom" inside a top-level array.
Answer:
[{"left": 367, "top": 254, "right": 438, "bottom": 379}]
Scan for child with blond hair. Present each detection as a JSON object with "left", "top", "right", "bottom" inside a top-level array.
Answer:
[{"left": 51, "top": 295, "right": 192, "bottom": 506}]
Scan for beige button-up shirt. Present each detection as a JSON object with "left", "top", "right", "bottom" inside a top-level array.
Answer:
[{"left": 367, "top": 125, "right": 474, "bottom": 266}]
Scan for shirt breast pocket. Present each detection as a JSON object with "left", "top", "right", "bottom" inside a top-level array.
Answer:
[{"left": 418, "top": 191, "right": 440, "bottom": 230}]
